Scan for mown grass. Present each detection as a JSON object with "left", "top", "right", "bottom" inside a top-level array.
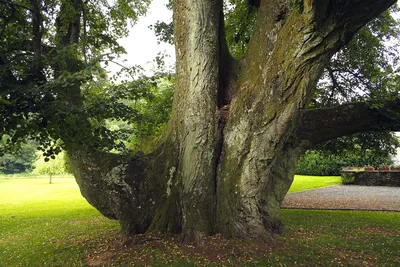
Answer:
[
  {"left": 0, "top": 176, "right": 399, "bottom": 266},
  {"left": 288, "top": 175, "right": 342, "bottom": 193},
  {"left": 0, "top": 178, "right": 119, "bottom": 266},
  {"left": 0, "top": 173, "right": 74, "bottom": 180}
]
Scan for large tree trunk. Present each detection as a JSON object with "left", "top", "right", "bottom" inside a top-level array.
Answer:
[{"left": 66, "top": 0, "right": 398, "bottom": 243}]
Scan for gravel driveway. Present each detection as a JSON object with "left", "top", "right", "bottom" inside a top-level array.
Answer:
[{"left": 282, "top": 185, "right": 400, "bottom": 211}]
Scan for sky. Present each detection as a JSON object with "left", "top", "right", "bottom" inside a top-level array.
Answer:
[
  {"left": 113, "top": 1, "right": 400, "bottom": 75},
  {"left": 109, "top": 0, "right": 175, "bottom": 76}
]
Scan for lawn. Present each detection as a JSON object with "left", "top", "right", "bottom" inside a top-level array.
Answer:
[
  {"left": 1, "top": 176, "right": 399, "bottom": 266},
  {"left": 288, "top": 175, "right": 342, "bottom": 193},
  {"left": 0, "top": 178, "right": 119, "bottom": 266}
]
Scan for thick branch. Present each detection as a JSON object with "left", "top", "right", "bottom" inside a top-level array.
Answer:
[
  {"left": 306, "top": 0, "right": 397, "bottom": 35},
  {"left": 296, "top": 100, "right": 400, "bottom": 146},
  {"left": 240, "top": 0, "right": 291, "bottom": 81},
  {"left": 29, "top": 0, "right": 45, "bottom": 82}
]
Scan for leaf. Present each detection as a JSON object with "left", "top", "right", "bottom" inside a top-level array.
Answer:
[{"left": 0, "top": 98, "right": 12, "bottom": 106}]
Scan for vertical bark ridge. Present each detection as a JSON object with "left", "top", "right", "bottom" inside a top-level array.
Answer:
[
  {"left": 240, "top": 0, "right": 291, "bottom": 84},
  {"left": 172, "top": 0, "right": 225, "bottom": 243}
]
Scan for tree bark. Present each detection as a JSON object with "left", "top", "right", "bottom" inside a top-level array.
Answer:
[{"left": 62, "top": 0, "right": 399, "bottom": 244}]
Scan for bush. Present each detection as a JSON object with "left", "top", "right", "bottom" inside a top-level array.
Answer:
[
  {"left": 296, "top": 149, "right": 393, "bottom": 176},
  {"left": 341, "top": 172, "right": 356, "bottom": 184}
]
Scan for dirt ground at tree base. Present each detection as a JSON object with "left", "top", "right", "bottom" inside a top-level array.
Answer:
[{"left": 282, "top": 185, "right": 400, "bottom": 211}]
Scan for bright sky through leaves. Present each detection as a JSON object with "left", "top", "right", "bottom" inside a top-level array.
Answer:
[{"left": 109, "top": 0, "right": 175, "bottom": 75}]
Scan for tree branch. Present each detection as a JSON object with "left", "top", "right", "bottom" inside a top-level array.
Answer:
[
  {"left": 29, "top": 0, "right": 45, "bottom": 82},
  {"left": 0, "top": 0, "right": 36, "bottom": 13},
  {"left": 296, "top": 100, "right": 400, "bottom": 146}
]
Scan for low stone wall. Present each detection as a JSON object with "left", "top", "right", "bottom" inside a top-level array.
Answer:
[{"left": 341, "top": 168, "right": 400, "bottom": 187}]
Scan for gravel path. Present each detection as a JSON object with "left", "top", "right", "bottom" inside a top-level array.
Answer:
[{"left": 282, "top": 185, "right": 400, "bottom": 211}]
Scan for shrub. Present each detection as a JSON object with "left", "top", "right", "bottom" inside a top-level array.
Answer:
[
  {"left": 341, "top": 172, "right": 356, "bottom": 184},
  {"left": 296, "top": 149, "right": 393, "bottom": 176}
]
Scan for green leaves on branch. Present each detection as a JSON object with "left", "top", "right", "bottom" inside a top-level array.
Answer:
[
  {"left": 314, "top": 9, "right": 400, "bottom": 107},
  {"left": 0, "top": 98, "right": 12, "bottom": 106},
  {"left": 0, "top": 0, "right": 150, "bottom": 157},
  {"left": 150, "top": 21, "right": 174, "bottom": 45},
  {"left": 224, "top": 0, "right": 258, "bottom": 58}
]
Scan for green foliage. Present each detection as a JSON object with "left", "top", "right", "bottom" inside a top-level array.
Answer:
[
  {"left": 150, "top": 21, "right": 174, "bottom": 45},
  {"left": 341, "top": 172, "right": 355, "bottom": 184},
  {"left": 82, "top": 72, "right": 174, "bottom": 153},
  {"left": 0, "top": 0, "right": 150, "bottom": 157},
  {"left": 317, "top": 132, "right": 400, "bottom": 156},
  {"left": 0, "top": 137, "right": 37, "bottom": 174},
  {"left": 149, "top": 1, "right": 173, "bottom": 45},
  {"left": 224, "top": 0, "right": 258, "bottom": 58},
  {"left": 296, "top": 144, "right": 394, "bottom": 176},
  {"left": 313, "top": 8, "right": 400, "bottom": 107},
  {"left": 296, "top": 132, "right": 400, "bottom": 176},
  {"left": 128, "top": 76, "right": 174, "bottom": 150}
]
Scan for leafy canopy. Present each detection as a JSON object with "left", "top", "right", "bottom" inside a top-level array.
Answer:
[{"left": 0, "top": 0, "right": 151, "bottom": 157}]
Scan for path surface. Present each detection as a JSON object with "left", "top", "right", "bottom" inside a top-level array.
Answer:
[{"left": 282, "top": 185, "right": 400, "bottom": 211}]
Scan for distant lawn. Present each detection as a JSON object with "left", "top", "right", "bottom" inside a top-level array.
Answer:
[
  {"left": 0, "top": 173, "right": 74, "bottom": 180},
  {"left": 1, "top": 176, "right": 399, "bottom": 266},
  {"left": 288, "top": 175, "right": 342, "bottom": 193}
]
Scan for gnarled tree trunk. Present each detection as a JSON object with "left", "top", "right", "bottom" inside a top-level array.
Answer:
[{"left": 66, "top": 0, "right": 399, "bottom": 243}]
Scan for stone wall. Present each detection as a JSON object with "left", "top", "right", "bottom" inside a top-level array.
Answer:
[{"left": 341, "top": 167, "right": 400, "bottom": 187}]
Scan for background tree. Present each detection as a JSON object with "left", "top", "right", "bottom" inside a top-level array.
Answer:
[
  {"left": 33, "top": 151, "right": 69, "bottom": 183},
  {"left": 0, "top": 137, "right": 37, "bottom": 174},
  {"left": 2, "top": 0, "right": 400, "bottom": 245}
]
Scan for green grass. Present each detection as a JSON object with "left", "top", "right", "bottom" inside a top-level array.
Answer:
[
  {"left": 0, "top": 173, "right": 74, "bottom": 180},
  {"left": 0, "top": 175, "right": 399, "bottom": 266},
  {"left": 0, "top": 178, "right": 119, "bottom": 266},
  {"left": 288, "top": 175, "right": 342, "bottom": 193},
  {"left": 276, "top": 210, "right": 400, "bottom": 266}
]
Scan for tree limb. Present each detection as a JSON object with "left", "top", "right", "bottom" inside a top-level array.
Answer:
[
  {"left": 296, "top": 100, "right": 400, "bottom": 146},
  {"left": 0, "top": 0, "right": 36, "bottom": 13}
]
